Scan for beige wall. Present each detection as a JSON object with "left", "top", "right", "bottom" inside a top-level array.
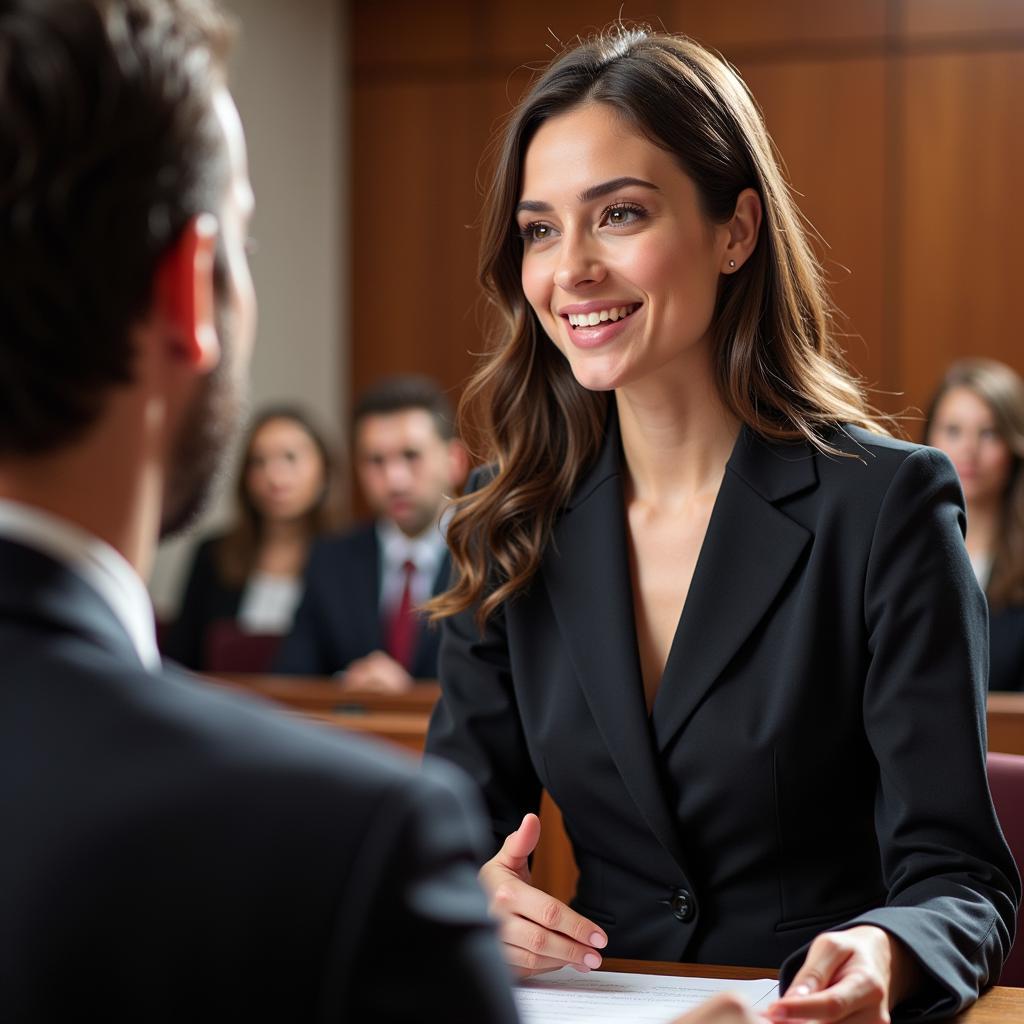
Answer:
[{"left": 150, "top": 0, "right": 347, "bottom": 617}]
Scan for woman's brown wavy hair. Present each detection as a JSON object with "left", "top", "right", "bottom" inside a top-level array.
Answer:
[
  {"left": 432, "top": 26, "right": 887, "bottom": 628},
  {"left": 925, "top": 359, "right": 1024, "bottom": 610}
]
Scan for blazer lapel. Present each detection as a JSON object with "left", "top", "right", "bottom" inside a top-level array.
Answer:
[
  {"left": 651, "top": 428, "right": 817, "bottom": 751},
  {"left": 542, "top": 416, "right": 688, "bottom": 870}
]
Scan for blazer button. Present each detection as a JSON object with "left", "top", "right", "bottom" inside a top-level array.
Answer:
[{"left": 669, "top": 888, "right": 694, "bottom": 922}]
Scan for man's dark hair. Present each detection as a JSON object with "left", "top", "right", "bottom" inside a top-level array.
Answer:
[
  {"left": 0, "top": 0, "right": 234, "bottom": 456},
  {"left": 353, "top": 375, "right": 456, "bottom": 442}
]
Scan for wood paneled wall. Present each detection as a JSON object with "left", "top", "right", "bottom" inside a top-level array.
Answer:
[{"left": 349, "top": 0, "right": 1024, "bottom": 433}]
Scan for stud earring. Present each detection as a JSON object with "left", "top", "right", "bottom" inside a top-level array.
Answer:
[{"left": 728, "top": 259, "right": 736, "bottom": 269}]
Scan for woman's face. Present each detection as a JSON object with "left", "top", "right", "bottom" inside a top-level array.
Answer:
[
  {"left": 516, "top": 102, "right": 733, "bottom": 392},
  {"left": 245, "top": 417, "right": 325, "bottom": 524},
  {"left": 928, "top": 386, "right": 1014, "bottom": 505}
]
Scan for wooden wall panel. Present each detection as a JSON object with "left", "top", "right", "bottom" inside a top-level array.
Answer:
[
  {"left": 481, "top": 0, "right": 666, "bottom": 65},
  {"left": 351, "top": 79, "right": 494, "bottom": 399},
  {"left": 897, "top": 50, "right": 1024, "bottom": 417},
  {"left": 899, "top": 0, "right": 1024, "bottom": 39},
  {"left": 352, "top": 0, "right": 480, "bottom": 71},
  {"left": 740, "top": 57, "right": 888, "bottom": 395},
  {"left": 661, "top": 0, "right": 887, "bottom": 50}
]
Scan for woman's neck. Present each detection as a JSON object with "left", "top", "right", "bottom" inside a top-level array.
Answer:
[
  {"left": 254, "top": 517, "right": 310, "bottom": 576},
  {"left": 615, "top": 360, "right": 739, "bottom": 508}
]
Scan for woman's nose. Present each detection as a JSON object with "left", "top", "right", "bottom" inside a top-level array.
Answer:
[{"left": 553, "top": 232, "right": 606, "bottom": 291}]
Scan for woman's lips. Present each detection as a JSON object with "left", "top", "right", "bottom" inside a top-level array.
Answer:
[{"left": 561, "top": 304, "right": 642, "bottom": 350}]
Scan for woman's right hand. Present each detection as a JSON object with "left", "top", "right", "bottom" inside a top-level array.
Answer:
[{"left": 480, "top": 812, "right": 608, "bottom": 977}]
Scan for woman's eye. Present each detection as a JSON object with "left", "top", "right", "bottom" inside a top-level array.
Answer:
[
  {"left": 520, "top": 222, "right": 553, "bottom": 243},
  {"left": 604, "top": 203, "right": 645, "bottom": 227}
]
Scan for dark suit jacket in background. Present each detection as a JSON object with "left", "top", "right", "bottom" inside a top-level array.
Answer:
[
  {"left": 990, "top": 603, "right": 1024, "bottom": 692},
  {"left": 0, "top": 538, "right": 517, "bottom": 1022},
  {"left": 427, "top": 414, "right": 1020, "bottom": 1021},
  {"left": 275, "top": 522, "right": 449, "bottom": 678}
]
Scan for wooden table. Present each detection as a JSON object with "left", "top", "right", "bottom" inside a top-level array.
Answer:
[{"left": 601, "top": 960, "right": 1024, "bottom": 1021}]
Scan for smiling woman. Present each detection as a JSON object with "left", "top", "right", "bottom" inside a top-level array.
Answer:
[{"left": 425, "top": 24, "right": 1019, "bottom": 1024}]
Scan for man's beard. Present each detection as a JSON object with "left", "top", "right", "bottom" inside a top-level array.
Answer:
[{"left": 159, "top": 287, "right": 246, "bottom": 540}]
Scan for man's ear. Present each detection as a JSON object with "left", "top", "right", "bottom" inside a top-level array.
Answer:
[{"left": 153, "top": 213, "right": 220, "bottom": 372}]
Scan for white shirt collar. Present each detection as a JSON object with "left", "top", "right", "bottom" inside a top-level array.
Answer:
[
  {"left": 376, "top": 517, "right": 447, "bottom": 576},
  {"left": 0, "top": 499, "right": 160, "bottom": 670}
]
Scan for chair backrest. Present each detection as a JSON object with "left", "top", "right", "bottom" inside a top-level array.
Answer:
[
  {"left": 203, "top": 620, "right": 282, "bottom": 674},
  {"left": 988, "top": 752, "right": 1024, "bottom": 986}
]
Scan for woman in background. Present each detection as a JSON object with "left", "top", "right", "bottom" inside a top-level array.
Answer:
[
  {"left": 425, "top": 25, "right": 1018, "bottom": 1024},
  {"left": 165, "top": 406, "right": 343, "bottom": 671},
  {"left": 926, "top": 358, "right": 1024, "bottom": 691}
]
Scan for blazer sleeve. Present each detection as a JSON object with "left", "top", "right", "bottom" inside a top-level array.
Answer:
[
  {"left": 425, "top": 558, "right": 542, "bottom": 857},
  {"left": 317, "top": 758, "right": 519, "bottom": 1023},
  {"left": 780, "top": 447, "right": 1021, "bottom": 1020}
]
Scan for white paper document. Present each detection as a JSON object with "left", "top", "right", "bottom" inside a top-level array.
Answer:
[{"left": 515, "top": 967, "right": 779, "bottom": 1023}]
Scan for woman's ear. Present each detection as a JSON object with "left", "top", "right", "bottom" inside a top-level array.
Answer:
[
  {"left": 721, "top": 188, "right": 762, "bottom": 274},
  {"left": 153, "top": 213, "right": 220, "bottom": 371}
]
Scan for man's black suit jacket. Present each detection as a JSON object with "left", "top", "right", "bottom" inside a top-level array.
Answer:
[
  {"left": 428, "top": 415, "right": 1020, "bottom": 1020},
  {"left": 275, "top": 522, "right": 448, "bottom": 678},
  {"left": 0, "top": 538, "right": 517, "bottom": 1022}
]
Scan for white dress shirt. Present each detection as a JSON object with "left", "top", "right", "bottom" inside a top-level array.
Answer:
[
  {"left": 376, "top": 517, "right": 447, "bottom": 618},
  {"left": 0, "top": 498, "right": 161, "bottom": 670}
]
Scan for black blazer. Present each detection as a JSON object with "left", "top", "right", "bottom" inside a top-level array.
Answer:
[
  {"left": 427, "top": 415, "right": 1020, "bottom": 1019},
  {"left": 0, "top": 538, "right": 517, "bottom": 1022},
  {"left": 162, "top": 535, "right": 244, "bottom": 669},
  {"left": 275, "top": 522, "right": 449, "bottom": 678}
]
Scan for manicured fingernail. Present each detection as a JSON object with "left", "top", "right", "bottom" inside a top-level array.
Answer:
[
  {"left": 792, "top": 984, "right": 812, "bottom": 996},
  {"left": 590, "top": 932, "right": 607, "bottom": 948},
  {"left": 583, "top": 953, "right": 602, "bottom": 969}
]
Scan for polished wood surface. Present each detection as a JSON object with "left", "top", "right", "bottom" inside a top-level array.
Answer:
[
  {"left": 210, "top": 673, "right": 441, "bottom": 713},
  {"left": 987, "top": 693, "right": 1024, "bottom": 757},
  {"left": 600, "top": 960, "right": 1024, "bottom": 1021}
]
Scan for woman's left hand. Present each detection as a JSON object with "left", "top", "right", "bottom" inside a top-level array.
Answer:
[{"left": 763, "top": 925, "right": 920, "bottom": 1023}]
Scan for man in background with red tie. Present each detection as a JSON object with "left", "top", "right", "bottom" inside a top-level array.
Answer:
[{"left": 275, "top": 375, "right": 467, "bottom": 689}]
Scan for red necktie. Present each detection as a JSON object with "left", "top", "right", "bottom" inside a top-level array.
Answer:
[{"left": 385, "top": 559, "right": 418, "bottom": 671}]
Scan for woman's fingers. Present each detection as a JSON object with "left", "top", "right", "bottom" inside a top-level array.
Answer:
[
  {"left": 765, "top": 971, "right": 886, "bottom": 1021},
  {"left": 765, "top": 927, "right": 897, "bottom": 1023},
  {"left": 783, "top": 931, "right": 855, "bottom": 999},
  {"left": 499, "top": 910, "right": 605, "bottom": 974},
  {"left": 492, "top": 875, "right": 607, "bottom": 949},
  {"left": 481, "top": 826, "right": 609, "bottom": 976}
]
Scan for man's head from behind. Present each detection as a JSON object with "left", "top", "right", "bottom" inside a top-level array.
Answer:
[
  {"left": 353, "top": 376, "right": 468, "bottom": 538},
  {"left": 0, "top": 0, "right": 254, "bottom": 537}
]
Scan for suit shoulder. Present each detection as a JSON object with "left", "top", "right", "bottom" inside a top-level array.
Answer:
[{"left": 816, "top": 426, "right": 956, "bottom": 489}]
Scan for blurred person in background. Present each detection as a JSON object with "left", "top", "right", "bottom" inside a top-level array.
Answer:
[
  {"left": 926, "top": 358, "right": 1024, "bottom": 691},
  {"left": 164, "top": 405, "right": 343, "bottom": 671},
  {"left": 275, "top": 374, "right": 468, "bottom": 689}
]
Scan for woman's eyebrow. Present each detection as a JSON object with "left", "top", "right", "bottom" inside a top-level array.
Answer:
[{"left": 515, "top": 176, "right": 661, "bottom": 215}]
